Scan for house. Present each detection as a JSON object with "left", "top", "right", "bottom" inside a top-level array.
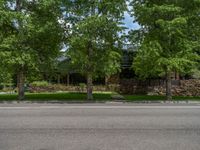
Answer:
[{"left": 48, "top": 44, "right": 137, "bottom": 85}]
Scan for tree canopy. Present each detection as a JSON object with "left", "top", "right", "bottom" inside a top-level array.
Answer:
[
  {"left": 130, "top": 0, "right": 200, "bottom": 100},
  {"left": 0, "top": 0, "right": 63, "bottom": 99},
  {"left": 0, "top": 0, "right": 200, "bottom": 100},
  {"left": 65, "top": 0, "right": 127, "bottom": 100}
]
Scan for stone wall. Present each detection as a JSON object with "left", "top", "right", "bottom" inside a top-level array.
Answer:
[
  {"left": 152, "top": 79, "right": 200, "bottom": 96},
  {"left": 28, "top": 79, "right": 200, "bottom": 96},
  {"left": 119, "top": 79, "right": 200, "bottom": 96},
  {"left": 119, "top": 79, "right": 166, "bottom": 94},
  {"left": 107, "top": 74, "right": 120, "bottom": 84},
  {"left": 29, "top": 84, "right": 115, "bottom": 93}
]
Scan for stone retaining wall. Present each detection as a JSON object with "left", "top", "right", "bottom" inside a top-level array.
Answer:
[
  {"left": 28, "top": 79, "right": 200, "bottom": 96},
  {"left": 152, "top": 79, "right": 200, "bottom": 96},
  {"left": 119, "top": 79, "right": 200, "bottom": 96},
  {"left": 29, "top": 84, "right": 116, "bottom": 93}
]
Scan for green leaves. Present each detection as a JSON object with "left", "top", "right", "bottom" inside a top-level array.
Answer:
[
  {"left": 133, "top": 41, "right": 162, "bottom": 79},
  {"left": 0, "top": 0, "right": 63, "bottom": 84},
  {"left": 66, "top": 1, "right": 126, "bottom": 78},
  {"left": 131, "top": 0, "right": 200, "bottom": 80}
]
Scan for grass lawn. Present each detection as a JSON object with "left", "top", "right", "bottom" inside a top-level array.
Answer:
[
  {"left": 0, "top": 92, "right": 199, "bottom": 102},
  {"left": 0, "top": 92, "right": 112, "bottom": 101},
  {"left": 124, "top": 95, "right": 200, "bottom": 101}
]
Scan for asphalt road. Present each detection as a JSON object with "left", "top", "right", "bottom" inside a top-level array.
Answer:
[{"left": 0, "top": 103, "right": 200, "bottom": 150}]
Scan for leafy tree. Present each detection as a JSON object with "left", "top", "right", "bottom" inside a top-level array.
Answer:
[
  {"left": 0, "top": 65, "right": 12, "bottom": 86},
  {"left": 65, "top": 0, "right": 127, "bottom": 100},
  {"left": 130, "top": 0, "right": 200, "bottom": 100},
  {"left": 0, "top": 0, "right": 63, "bottom": 100},
  {"left": 185, "top": 0, "right": 200, "bottom": 78}
]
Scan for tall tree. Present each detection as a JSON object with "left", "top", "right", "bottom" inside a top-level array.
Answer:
[
  {"left": 0, "top": 0, "right": 63, "bottom": 100},
  {"left": 65, "top": 0, "right": 127, "bottom": 100},
  {"left": 130, "top": 0, "right": 200, "bottom": 100},
  {"left": 185, "top": 0, "right": 200, "bottom": 78}
]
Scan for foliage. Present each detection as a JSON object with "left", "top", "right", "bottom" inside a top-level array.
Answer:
[
  {"left": 25, "top": 71, "right": 43, "bottom": 83},
  {"left": 79, "top": 83, "right": 86, "bottom": 92},
  {"left": 130, "top": 0, "right": 200, "bottom": 79},
  {"left": 191, "top": 68, "right": 200, "bottom": 79},
  {"left": 30, "top": 81, "right": 49, "bottom": 87},
  {"left": 65, "top": 0, "right": 127, "bottom": 78},
  {"left": 129, "top": 0, "right": 200, "bottom": 100},
  {"left": 0, "top": 0, "right": 64, "bottom": 99},
  {"left": 0, "top": 66, "right": 12, "bottom": 84},
  {"left": 68, "top": 15, "right": 123, "bottom": 77},
  {"left": 63, "top": 0, "right": 127, "bottom": 100}
]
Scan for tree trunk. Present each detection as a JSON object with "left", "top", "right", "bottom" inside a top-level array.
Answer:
[
  {"left": 87, "top": 73, "right": 93, "bottom": 100},
  {"left": 175, "top": 71, "right": 180, "bottom": 80},
  {"left": 57, "top": 74, "right": 61, "bottom": 84},
  {"left": 166, "top": 72, "right": 172, "bottom": 101},
  {"left": 17, "top": 69, "right": 25, "bottom": 100},
  {"left": 16, "top": 0, "right": 24, "bottom": 100},
  {"left": 105, "top": 76, "right": 110, "bottom": 90},
  {"left": 16, "top": 0, "right": 21, "bottom": 11},
  {"left": 87, "top": 40, "right": 93, "bottom": 100},
  {"left": 67, "top": 73, "right": 70, "bottom": 86}
]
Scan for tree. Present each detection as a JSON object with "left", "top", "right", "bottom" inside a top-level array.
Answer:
[
  {"left": 185, "top": 0, "right": 200, "bottom": 79},
  {"left": 130, "top": 0, "right": 200, "bottom": 100},
  {"left": 0, "top": 0, "right": 63, "bottom": 100},
  {"left": 65, "top": 0, "right": 127, "bottom": 100},
  {"left": 0, "top": 65, "right": 12, "bottom": 86}
]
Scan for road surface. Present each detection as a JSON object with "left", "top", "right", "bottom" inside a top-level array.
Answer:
[{"left": 0, "top": 103, "right": 200, "bottom": 150}]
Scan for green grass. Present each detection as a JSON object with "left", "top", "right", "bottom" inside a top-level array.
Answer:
[
  {"left": 0, "top": 94, "right": 17, "bottom": 101},
  {"left": 0, "top": 92, "right": 112, "bottom": 101},
  {"left": 0, "top": 92, "right": 199, "bottom": 102},
  {"left": 124, "top": 95, "right": 200, "bottom": 101}
]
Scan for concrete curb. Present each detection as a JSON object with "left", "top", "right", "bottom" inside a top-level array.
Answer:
[{"left": 0, "top": 100, "right": 200, "bottom": 104}]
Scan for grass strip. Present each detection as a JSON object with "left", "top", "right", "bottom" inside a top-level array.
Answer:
[
  {"left": 0, "top": 92, "right": 112, "bottom": 101},
  {"left": 0, "top": 93, "right": 199, "bottom": 102},
  {"left": 124, "top": 95, "right": 200, "bottom": 101}
]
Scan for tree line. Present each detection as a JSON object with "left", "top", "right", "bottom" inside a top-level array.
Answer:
[{"left": 0, "top": 0, "right": 199, "bottom": 100}]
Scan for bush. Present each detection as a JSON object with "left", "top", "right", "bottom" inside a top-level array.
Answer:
[
  {"left": 31, "top": 81, "right": 49, "bottom": 87},
  {"left": 79, "top": 83, "right": 86, "bottom": 92},
  {"left": 0, "top": 85, "right": 3, "bottom": 90},
  {"left": 0, "top": 83, "right": 14, "bottom": 91},
  {"left": 29, "top": 83, "right": 69, "bottom": 93},
  {"left": 2, "top": 87, "right": 14, "bottom": 92},
  {"left": 191, "top": 69, "right": 200, "bottom": 79}
]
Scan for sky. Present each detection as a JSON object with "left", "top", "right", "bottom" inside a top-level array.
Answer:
[
  {"left": 123, "top": 12, "right": 140, "bottom": 33},
  {"left": 123, "top": 1, "right": 140, "bottom": 32}
]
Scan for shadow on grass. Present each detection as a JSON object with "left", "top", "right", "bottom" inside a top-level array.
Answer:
[
  {"left": 0, "top": 92, "right": 199, "bottom": 102},
  {"left": 0, "top": 92, "right": 112, "bottom": 101},
  {"left": 124, "top": 95, "right": 200, "bottom": 101}
]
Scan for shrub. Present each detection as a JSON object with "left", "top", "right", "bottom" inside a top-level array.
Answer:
[
  {"left": 0, "top": 83, "right": 14, "bottom": 91},
  {"left": 0, "top": 85, "right": 3, "bottom": 90},
  {"left": 2, "top": 87, "right": 14, "bottom": 92},
  {"left": 31, "top": 81, "right": 49, "bottom": 87},
  {"left": 191, "top": 69, "right": 200, "bottom": 79},
  {"left": 79, "top": 83, "right": 86, "bottom": 92}
]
